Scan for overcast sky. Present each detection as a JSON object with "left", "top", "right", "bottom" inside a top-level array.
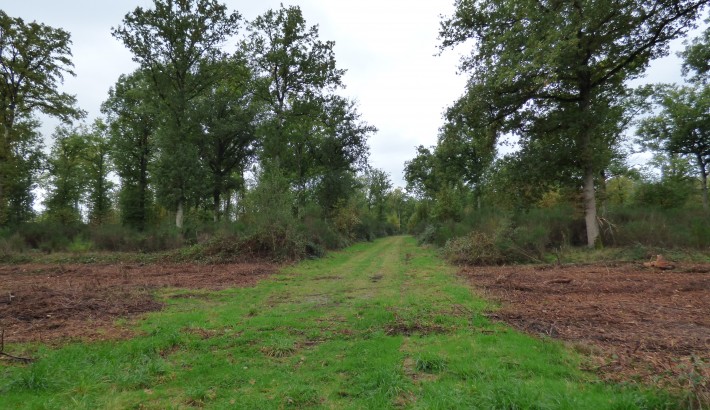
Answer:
[{"left": 3, "top": 1, "right": 705, "bottom": 187}]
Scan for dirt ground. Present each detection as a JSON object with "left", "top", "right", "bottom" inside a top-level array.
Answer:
[
  {"left": 459, "top": 261, "right": 710, "bottom": 399},
  {"left": 0, "top": 262, "right": 276, "bottom": 345},
  {"left": 2, "top": 255, "right": 708, "bottom": 400}
]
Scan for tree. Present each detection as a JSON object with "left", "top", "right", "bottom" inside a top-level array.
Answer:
[
  {"left": 2, "top": 117, "right": 44, "bottom": 225},
  {"left": 440, "top": 0, "right": 709, "bottom": 247},
  {"left": 313, "top": 96, "right": 374, "bottom": 214},
  {"left": 112, "top": 0, "right": 242, "bottom": 228},
  {"left": 246, "top": 5, "right": 345, "bottom": 171},
  {"left": 404, "top": 145, "right": 442, "bottom": 200},
  {"left": 102, "top": 70, "right": 156, "bottom": 230},
  {"left": 365, "top": 168, "right": 392, "bottom": 223},
  {"left": 0, "top": 11, "right": 82, "bottom": 225},
  {"left": 637, "top": 84, "right": 710, "bottom": 209},
  {"left": 246, "top": 6, "right": 373, "bottom": 216},
  {"left": 195, "top": 56, "right": 258, "bottom": 222},
  {"left": 439, "top": 94, "right": 498, "bottom": 190},
  {"left": 83, "top": 120, "right": 114, "bottom": 225},
  {"left": 44, "top": 126, "right": 88, "bottom": 225},
  {"left": 680, "top": 25, "right": 710, "bottom": 82}
]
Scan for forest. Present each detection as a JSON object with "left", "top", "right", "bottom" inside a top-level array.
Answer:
[
  {"left": 1, "top": 0, "right": 710, "bottom": 264},
  {"left": 1, "top": 1, "right": 709, "bottom": 408}
]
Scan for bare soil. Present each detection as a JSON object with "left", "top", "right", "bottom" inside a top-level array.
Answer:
[
  {"left": 459, "top": 262, "right": 710, "bottom": 398},
  {"left": 0, "top": 262, "right": 276, "bottom": 345}
]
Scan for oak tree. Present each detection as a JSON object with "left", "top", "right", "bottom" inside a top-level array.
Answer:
[
  {"left": 112, "top": 0, "right": 241, "bottom": 228},
  {"left": 440, "top": 0, "right": 709, "bottom": 246},
  {"left": 102, "top": 70, "right": 156, "bottom": 230},
  {"left": 0, "top": 11, "right": 82, "bottom": 225}
]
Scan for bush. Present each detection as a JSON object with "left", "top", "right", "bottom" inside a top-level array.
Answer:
[
  {"left": 239, "top": 168, "right": 307, "bottom": 261},
  {"left": 632, "top": 180, "right": 693, "bottom": 209},
  {"left": 86, "top": 223, "right": 185, "bottom": 253},
  {"left": 15, "top": 221, "right": 85, "bottom": 253},
  {"left": 605, "top": 206, "right": 710, "bottom": 249},
  {"left": 0, "top": 232, "right": 26, "bottom": 257},
  {"left": 443, "top": 232, "right": 507, "bottom": 266}
]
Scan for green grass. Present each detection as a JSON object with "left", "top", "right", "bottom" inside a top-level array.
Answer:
[{"left": 0, "top": 236, "right": 682, "bottom": 408}]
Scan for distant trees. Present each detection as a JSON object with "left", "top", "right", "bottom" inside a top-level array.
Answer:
[
  {"left": 101, "top": 1, "right": 376, "bottom": 237},
  {"left": 637, "top": 84, "right": 710, "bottom": 209},
  {"left": 0, "top": 2, "right": 403, "bottom": 256},
  {"left": 440, "top": 0, "right": 709, "bottom": 247},
  {"left": 43, "top": 122, "right": 114, "bottom": 225},
  {"left": 365, "top": 168, "right": 392, "bottom": 223},
  {"left": 0, "top": 11, "right": 82, "bottom": 226},
  {"left": 637, "top": 28, "right": 710, "bottom": 211}
]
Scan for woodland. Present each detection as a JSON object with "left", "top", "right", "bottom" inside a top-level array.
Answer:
[
  {"left": 1, "top": 1, "right": 710, "bottom": 408},
  {"left": 1, "top": 0, "right": 710, "bottom": 262}
]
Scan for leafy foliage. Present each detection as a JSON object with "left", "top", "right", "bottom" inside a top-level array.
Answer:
[
  {"left": 112, "top": 0, "right": 242, "bottom": 227},
  {"left": 0, "top": 11, "right": 82, "bottom": 226},
  {"left": 439, "top": 0, "right": 709, "bottom": 247}
]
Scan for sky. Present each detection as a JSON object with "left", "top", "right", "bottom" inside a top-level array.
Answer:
[{"left": 2, "top": 1, "right": 706, "bottom": 187}]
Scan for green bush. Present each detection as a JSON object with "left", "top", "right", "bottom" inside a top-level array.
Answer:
[
  {"left": 605, "top": 206, "right": 710, "bottom": 249},
  {"left": 632, "top": 180, "right": 693, "bottom": 209},
  {"left": 239, "top": 169, "right": 307, "bottom": 261},
  {"left": 15, "top": 221, "right": 85, "bottom": 252}
]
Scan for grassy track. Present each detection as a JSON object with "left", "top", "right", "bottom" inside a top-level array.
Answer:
[{"left": 0, "top": 236, "right": 677, "bottom": 409}]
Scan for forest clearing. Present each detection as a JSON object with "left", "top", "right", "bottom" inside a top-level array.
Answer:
[
  {"left": 3, "top": 0, "right": 710, "bottom": 407},
  {"left": 1, "top": 237, "right": 707, "bottom": 408}
]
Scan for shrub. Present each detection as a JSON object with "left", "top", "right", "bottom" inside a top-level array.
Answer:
[
  {"left": 605, "top": 206, "right": 710, "bottom": 249},
  {"left": 632, "top": 180, "right": 693, "bottom": 209},
  {"left": 15, "top": 221, "right": 85, "bottom": 252},
  {"left": 443, "top": 232, "right": 506, "bottom": 265}
]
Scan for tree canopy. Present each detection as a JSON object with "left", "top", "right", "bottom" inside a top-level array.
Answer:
[
  {"left": 0, "top": 11, "right": 82, "bottom": 226},
  {"left": 440, "top": 0, "right": 709, "bottom": 246}
]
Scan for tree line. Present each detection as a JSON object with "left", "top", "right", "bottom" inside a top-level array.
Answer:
[
  {"left": 3, "top": 0, "right": 710, "bottom": 258},
  {"left": 0, "top": 1, "right": 412, "bottom": 256}
]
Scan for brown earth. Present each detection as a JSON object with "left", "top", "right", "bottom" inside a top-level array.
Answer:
[
  {"left": 0, "top": 262, "right": 277, "bottom": 345},
  {"left": 459, "top": 262, "right": 710, "bottom": 401}
]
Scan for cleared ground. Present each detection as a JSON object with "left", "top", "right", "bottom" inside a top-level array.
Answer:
[
  {"left": 459, "top": 262, "right": 710, "bottom": 399},
  {"left": 0, "top": 262, "right": 276, "bottom": 343},
  {"left": 0, "top": 238, "right": 699, "bottom": 408}
]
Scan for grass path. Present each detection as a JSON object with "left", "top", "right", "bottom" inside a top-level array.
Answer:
[{"left": 0, "top": 237, "right": 676, "bottom": 409}]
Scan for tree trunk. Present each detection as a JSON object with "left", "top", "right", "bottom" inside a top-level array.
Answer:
[
  {"left": 701, "top": 172, "right": 709, "bottom": 212},
  {"left": 577, "top": 79, "right": 598, "bottom": 248},
  {"left": 0, "top": 171, "right": 5, "bottom": 226},
  {"left": 138, "top": 137, "right": 149, "bottom": 231},
  {"left": 583, "top": 166, "right": 600, "bottom": 248},
  {"left": 176, "top": 200, "right": 184, "bottom": 229},
  {"left": 0, "top": 126, "right": 9, "bottom": 225},
  {"left": 696, "top": 154, "right": 709, "bottom": 211},
  {"left": 213, "top": 190, "right": 220, "bottom": 223},
  {"left": 598, "top": 170, "right": 608, "bottom": 218},
  {"left": 224, "top": 190, "right": 232, "bottom": 222}
]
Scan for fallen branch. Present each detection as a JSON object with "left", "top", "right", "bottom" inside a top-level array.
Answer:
[
  {"left": 0, "top": 329, "right": 35, "bottom": 363},
  {"left": 545, "top": 278, "right": 573, "bottom": 285}
]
